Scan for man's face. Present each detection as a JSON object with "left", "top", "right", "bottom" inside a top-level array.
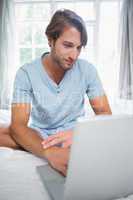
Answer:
[{"left": 50, "top": 26, "right": 82, "bottom": 71}]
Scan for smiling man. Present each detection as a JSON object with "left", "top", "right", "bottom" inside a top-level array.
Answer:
[{"left": 0, "top": 9, "right": 111, "bottom": 176}]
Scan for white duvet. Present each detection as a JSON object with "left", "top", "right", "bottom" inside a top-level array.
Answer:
[{"left": 0, "top": 109, "right": 133, "bottom": 200}]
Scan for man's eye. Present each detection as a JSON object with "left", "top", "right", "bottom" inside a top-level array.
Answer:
[
  {"left": 64, "top": 44, "right": 72, "bottom": 48},
  {"left": 77, "top": 46, "right": 82, "bottom": 51}
]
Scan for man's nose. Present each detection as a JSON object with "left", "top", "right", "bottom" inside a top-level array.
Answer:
[{"left": 69, "top": 49, "right": 79, "bottom": 60}]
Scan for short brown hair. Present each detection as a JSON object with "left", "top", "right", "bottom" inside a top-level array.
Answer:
[{"left": 45, "top": 9, "right": 87, "bottom": 47}]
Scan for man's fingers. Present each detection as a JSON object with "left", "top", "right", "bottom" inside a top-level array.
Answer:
[
  {"left": 62, "top": 136, "right": 72, "bottom": 148},
  {"left": 61, "top": 167, "right": 67, "bottom": 177},
  {"left": 62, "top": 141, "right": 71, "bottom": 148},
  {"left": 42, "top": 132, "right": 64, "bottom": 145},
  {"left": 42, "top": 131, "right": 73, "bottom": 148},
  {"left": 50, "top": 162, "right": 67, "bottom": 176},
  {"left": 56, "top": 165, "right": 67, "bottom": 177},
  {"left": 42, "top": 136, "right": 58, "bottom": 146},
  {"left": 42, "top": 137, "right": 65, "bottom": 149}
]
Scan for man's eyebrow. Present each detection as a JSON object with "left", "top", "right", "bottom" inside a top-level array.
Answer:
[
  {"left": 63, "top": 41, "right": 74, "bottom": 45},
  {"left": 63, "top": 41, "right": 82, "bottom": 47}
]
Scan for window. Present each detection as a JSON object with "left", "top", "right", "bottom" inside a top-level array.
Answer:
[
  {"left": 15, "top": 1, "right": 51, "bottom": 67},
  {"left": 98, "top": 1, "right": 121, "bottom": 101},
  {"left": 14, "top": 0, "right": 121, "bottom": 108},
  {"left": 14, "top": 0, "right": 98, "bottom": 67}
]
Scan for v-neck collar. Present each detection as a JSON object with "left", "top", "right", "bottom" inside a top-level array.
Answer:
[{"left": 39, "top": 54, "right": 73, "bottom": 90}]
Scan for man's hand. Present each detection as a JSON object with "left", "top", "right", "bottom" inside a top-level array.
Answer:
[
  {"left": 44, "top": 146, "right": 70, "bottom": 176},
  {"left": 42, "top": 130, "right": 73, "bottom": 149}
]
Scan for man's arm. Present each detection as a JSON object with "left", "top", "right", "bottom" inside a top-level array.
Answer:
[
  {"left": 89, "top": 95, "right": 112, "bottom": 115},
  {"left": 10, "top": 103, "right": 69, "bottom": 176},
  {"left": 10, "top": 103, "right": 47, "bottom": 158}
]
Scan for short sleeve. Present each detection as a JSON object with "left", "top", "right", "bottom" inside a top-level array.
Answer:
[
  {"left": 86, "top": 64, "right": 105, "bottom": 100},
  {"left": 12, "top": 67, "right": 32, "bottom": 104}
]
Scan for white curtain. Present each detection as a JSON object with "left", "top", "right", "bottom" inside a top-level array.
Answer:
[
  {"left": 0, "top": 0, "right": 16, "bottom": 109},
  {"left": 119, "top": 0, "right": 133, "bottom": 99}
]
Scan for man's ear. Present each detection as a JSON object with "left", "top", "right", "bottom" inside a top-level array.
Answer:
[{"left": 48, "top": 37, "right": 54, "bottom": 47}]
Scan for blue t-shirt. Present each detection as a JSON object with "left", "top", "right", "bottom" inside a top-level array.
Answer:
[{"left": 12, "top": 55, "right": 105, "bottom": 137}]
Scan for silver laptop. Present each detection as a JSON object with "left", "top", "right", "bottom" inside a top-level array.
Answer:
[{"left": 37, "top": 115, "right": 133, "bottom": 200}]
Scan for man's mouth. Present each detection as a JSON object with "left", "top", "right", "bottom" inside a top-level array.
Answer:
[{"left": 65, "top": 59, "right": 74, "bottom": 65}]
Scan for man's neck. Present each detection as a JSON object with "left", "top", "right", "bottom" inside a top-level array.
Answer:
[{"left": 42, "top": 53, "right": 65, "bottom": 85}]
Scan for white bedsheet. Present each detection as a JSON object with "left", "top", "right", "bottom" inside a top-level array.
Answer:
[
  {"left": 0, "top": 109, "right": 11, "bottom": 125},
  {"left": 0, "top": 147, "right": 50, "bottom": 200},
  {"left": 0, "top": 110, "right": 50, "bottom": 200},
  {"left": 0, "top": 109, "right": 133, "bottom": 200}
]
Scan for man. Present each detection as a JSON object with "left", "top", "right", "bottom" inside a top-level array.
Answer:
[{"left": 0, "top": 9, "right": 111, "bottom": 176}]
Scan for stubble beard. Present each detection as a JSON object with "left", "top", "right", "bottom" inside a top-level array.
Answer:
[{"left": 51, "top": 49, "right": 69, "bottom": 71}]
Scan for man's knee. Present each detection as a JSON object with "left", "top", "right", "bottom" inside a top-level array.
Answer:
[{"left": 0, "top": 125, "right": 20, "bottom": 149}]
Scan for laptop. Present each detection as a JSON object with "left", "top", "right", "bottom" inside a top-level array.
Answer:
[{"left": 37, "top": 115, "right": 133, "bottom": 200}]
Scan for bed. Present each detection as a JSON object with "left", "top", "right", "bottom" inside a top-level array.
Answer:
[{"left": 0, "top": 109, "right": 133, "bottom": 200}]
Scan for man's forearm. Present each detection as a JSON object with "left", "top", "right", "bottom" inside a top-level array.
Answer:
[
  {"left": 10, "top": 125, "right": 49, "bottom": 159},
  {"left": 10, "top": 125, "right": 70, "bottom": 175}
]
